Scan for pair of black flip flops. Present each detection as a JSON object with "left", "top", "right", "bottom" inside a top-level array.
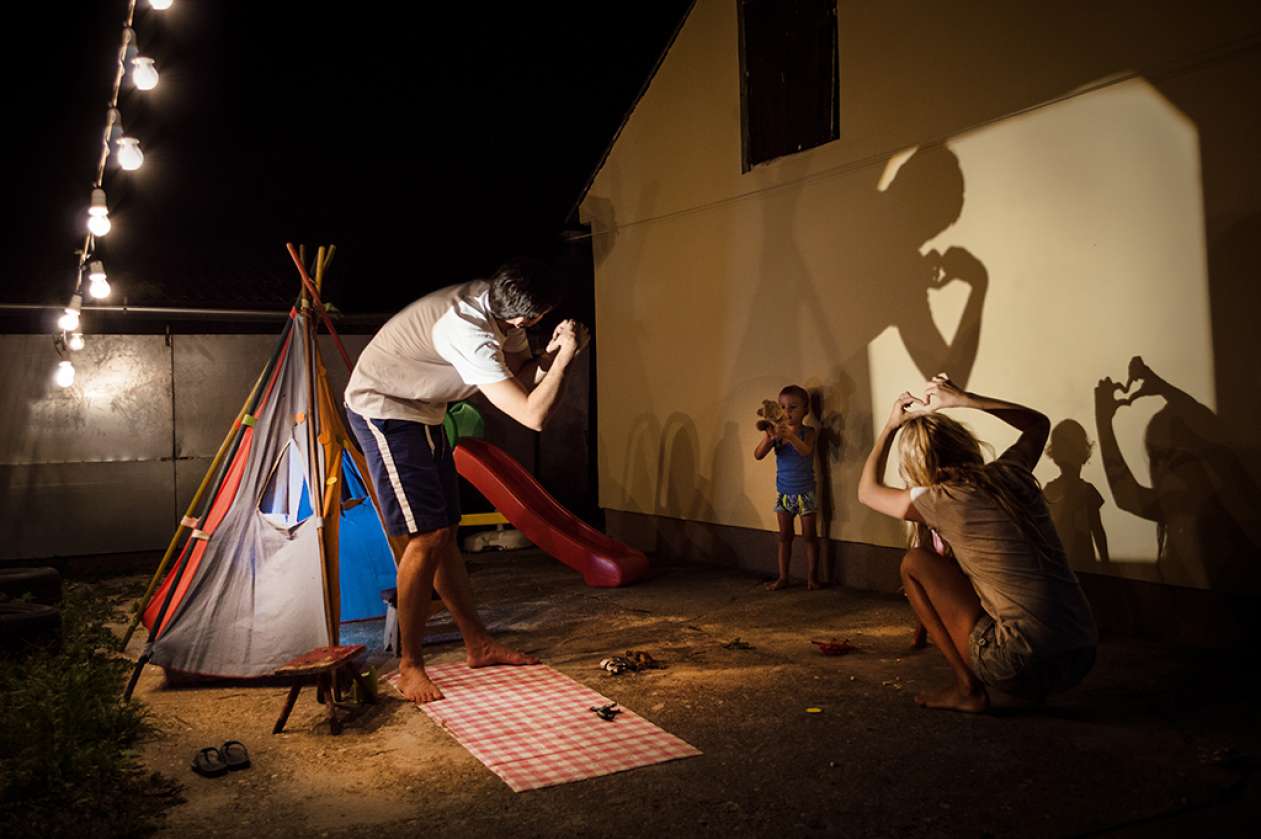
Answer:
[{"left": 191, "top": 740, "right": 251, "bottom": 777}]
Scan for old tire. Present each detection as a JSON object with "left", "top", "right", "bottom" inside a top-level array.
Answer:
[
  {"left": 0, "top": 567, "right": 63, "bottom": 605},
  {"left": 0, "top": 600, "right": 62, "bottom": 654}
]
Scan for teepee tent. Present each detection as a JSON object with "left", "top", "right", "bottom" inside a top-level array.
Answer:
[{"left": 124, "top": 246, "right": 398, "bottom": 687}]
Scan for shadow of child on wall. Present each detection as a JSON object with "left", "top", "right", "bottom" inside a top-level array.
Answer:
[
  {"left": 809, "top": 387, "right": 843, "bottom": 583},
  {"left": 1043, "top": 419, "right": 1110, "bottom": 568}
]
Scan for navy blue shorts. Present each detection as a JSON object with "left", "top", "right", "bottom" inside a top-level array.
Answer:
[{"left": 345, "top": 408, "right": 460, "bottom": 535}]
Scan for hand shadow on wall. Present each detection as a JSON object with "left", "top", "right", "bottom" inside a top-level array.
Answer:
[
  {"left": 1043, "top": 419, "right": 1111, "bottom": 569},
  {"left": 1094, "top": 356, "right": 1261, "bottom": 591},
  {"left": 736, "top": 144, "right": 989, "bottom": 392}
]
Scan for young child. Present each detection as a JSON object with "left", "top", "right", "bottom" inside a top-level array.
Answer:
[
  {"left": 857, "top": 374, "right": 1096, "bottom": 712},
  {"left": 754, "top": 385, "right": 820, "bottom": 590},
  {"left": 1043, "top": 419, "right": 1110, "bottom": 567}
]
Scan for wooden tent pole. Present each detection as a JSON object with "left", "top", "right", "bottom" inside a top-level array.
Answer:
[
  {"left": 118, "top": 366, "right": 268, "bottom": 651},
  {"left": 285, "top": 243, "right": 354, "bottom": 373},
  {"left": 308, "top": 246, "right": 322, "bottom": 293},
  {"left": 300, "top": 289, "right": 338, "bottom": 648}
]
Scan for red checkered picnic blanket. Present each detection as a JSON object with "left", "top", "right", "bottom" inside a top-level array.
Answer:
[{"left": 387, "top": 662, "right": 701, "bottom": 792}]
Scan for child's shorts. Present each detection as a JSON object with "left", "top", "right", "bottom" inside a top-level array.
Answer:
[
  {"left": 968, "top": 614, "right": 1096, "bottom": 700},
  {"left": 774, "top": 490, "right": 817, "bottom": 517}
]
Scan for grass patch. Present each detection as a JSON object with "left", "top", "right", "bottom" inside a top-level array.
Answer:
[{"left": 0, "top": 583, "right": 182, "bottom": 838}]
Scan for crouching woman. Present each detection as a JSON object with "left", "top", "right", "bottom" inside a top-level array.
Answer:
[{"left": 857, "top": 375, "right": 1097, "bottom": 712}]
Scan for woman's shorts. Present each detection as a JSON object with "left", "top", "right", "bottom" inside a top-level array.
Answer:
[
  {"left": 774, "top": 490, "right": 817, "bottom": 517},
  {"left": 968, "top": 614, "right": 1095, "bottom": 700}
]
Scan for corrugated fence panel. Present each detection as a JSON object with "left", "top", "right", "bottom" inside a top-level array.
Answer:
[
  {"left": 0, "top": 335, "right": 172, "bottom": 465},
  {"left": 173, "top": 335, "right": 276, "bottom": 459},
  {"left": 0, "top": 462, "right": 175, "bottom": 558},
  {"left": 0, "top": 335, "right": 175, "bottom": 559}
]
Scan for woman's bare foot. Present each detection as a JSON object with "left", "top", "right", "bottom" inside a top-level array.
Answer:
[
  {"left": 765, "top": 577, "right": 790, "bottom": 591},
  {"left": 466, "top": 637, "right": 541, "bottom": 668},
  {"left": 913, "top": 682, "right": 989, "bottom": 713},
  {"left": 397, "top": 659, "right": 444, "bottom": 703}
]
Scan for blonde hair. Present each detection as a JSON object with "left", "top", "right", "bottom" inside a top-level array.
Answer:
[{"left": 898, "top": 413, "right": 1055, "bottom": 562}]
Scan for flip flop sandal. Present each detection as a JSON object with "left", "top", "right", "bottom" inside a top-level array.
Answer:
[
  {"left": 191, "top": 746, "right": 228, "bottom": 778},
  {"left": 221, "top": 740, "right": 251, "bottom": 771}
]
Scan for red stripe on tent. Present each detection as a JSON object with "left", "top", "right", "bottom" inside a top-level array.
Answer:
[
  {"left": 141, "top": 322, "right": 296, "bottom": 640},
  {"left": 150, "top": 429, "right": 257, "bottom": 638}
]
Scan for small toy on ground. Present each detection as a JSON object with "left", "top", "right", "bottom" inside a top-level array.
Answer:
[
  {"left": 811, "top": 638, "right": 857, "bottom": 656},
  {"left": 590, "top": 702, "right": 622, "bottom": 721},
  {"left": 600, "top": 656, "right": 633, "bottom": 675},
  {"left": 599, "top": 649, "right": 666, "bottom": 675}
]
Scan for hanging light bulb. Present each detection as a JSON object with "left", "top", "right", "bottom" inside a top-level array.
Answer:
[
  {"left": 55, "top": 360, "right": 76, "bottom": 389},
  {"left": 131, "top": 56, "right": 159, "bottom": 90},
  {"left": 87, "top": 188, "right": 111, "bottom": 237},
  {"left": 68, "top": 332, "right": 86, "bottom": 352},
  {"left": 149, "top": 0, "right": 173, "bottom": 10},
  {"left": 116, "top": 137, "right": 144, "bottom": 171},
  {"left": 57, "top": 294, "right": 83, "bottom": 332},
  {"left": 88, "top": 260, "right": 111, "bottom": 299}
]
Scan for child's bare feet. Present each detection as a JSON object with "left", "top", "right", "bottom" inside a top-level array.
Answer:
[
  {"left": 765, "top": 577, "right": 790, "bottom": 591},
  {"left": 914, "top": 683, "right": 989, "bottom": 713},
  {"left": 396, "top": 659, "right": 444, "bottom": 703},
  {"left": 806, "top": 577, "right": 821, "bottom": 590},
  {"left": 466, "top": 637, "right": 540, "bottom": 668}
]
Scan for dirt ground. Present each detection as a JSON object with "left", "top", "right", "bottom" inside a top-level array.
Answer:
[{"left": 118, "top": 551, "right": 1259, "bottom": 838}]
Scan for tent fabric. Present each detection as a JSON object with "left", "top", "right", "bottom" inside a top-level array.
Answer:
[
  {"left": 140, "top": 310, "right": 399, "bottom": 678},
  {"left": 335, "top": 451, "right": 398, "bottom": 622}
]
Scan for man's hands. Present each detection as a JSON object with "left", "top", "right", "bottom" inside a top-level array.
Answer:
[{"left": 546, "top": 319, "right": 590, "bottom": 358}]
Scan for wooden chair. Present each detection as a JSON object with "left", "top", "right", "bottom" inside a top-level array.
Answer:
[{"left": 272, "top": 644, "right": 374, "bottom": 735}]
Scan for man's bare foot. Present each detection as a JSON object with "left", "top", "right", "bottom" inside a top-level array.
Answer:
[
  {"left": 396, "top": 660, "right": 444, "bottom": 704},
  {"left": 466, "top": 637, "right": 540, "bottom": 668},
  {"left": 806, "top": 577, "right": 821, "bottom": 591},
  {"left": 913, "top": 683, "right": 989, "bottom": 713},
  {"left": 765, "top": 577, "right": 790, "bottom": 591}
]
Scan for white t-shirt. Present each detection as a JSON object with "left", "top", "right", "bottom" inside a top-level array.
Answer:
[{"left": 344, "top": 280, "right": 528, "bottom": 424}]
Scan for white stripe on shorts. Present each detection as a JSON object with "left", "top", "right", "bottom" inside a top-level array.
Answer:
[{"left": 365, "top": 419, "right": 417, "bottom": 533}]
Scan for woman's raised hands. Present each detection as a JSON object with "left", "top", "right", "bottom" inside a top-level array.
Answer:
[{"left": 924, "top": 373, "right": 967, "bottom": 411}]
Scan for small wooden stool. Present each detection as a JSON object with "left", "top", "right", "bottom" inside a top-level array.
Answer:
[{"left": 272, "top": 644, "right": 374, "bottom": 735}]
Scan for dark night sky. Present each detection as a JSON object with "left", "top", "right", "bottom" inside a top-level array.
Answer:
[{"left": 5, "top": 1, "right": 690, "bottom": 322}]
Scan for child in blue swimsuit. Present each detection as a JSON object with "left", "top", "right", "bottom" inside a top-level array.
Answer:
[{"left": 754, "top": 384, "right": 819, "bottom": 590}]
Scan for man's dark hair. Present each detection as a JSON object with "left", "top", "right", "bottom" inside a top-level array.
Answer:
[{"left": 488, "top": 257, "right": 560, "bottom": 320}]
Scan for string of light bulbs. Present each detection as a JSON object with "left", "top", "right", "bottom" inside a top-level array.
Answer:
[{"left": 54, "top": 0, "right": 174, "bottom": 389}]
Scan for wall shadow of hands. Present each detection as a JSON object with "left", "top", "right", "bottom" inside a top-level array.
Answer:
[
  {"left": 880, "top": 146, "right": 990, "bottom": 386},
  {"left": 1094, "top": 355, "right": 1261, "bottom": 591},
  {"left": 737, "top": 144, "right": 989, "bottom": 390}
]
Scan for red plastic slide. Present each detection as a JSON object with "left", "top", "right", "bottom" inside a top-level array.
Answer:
[{"left": 453, "top": 438, "right": 649, "bottom": 587}]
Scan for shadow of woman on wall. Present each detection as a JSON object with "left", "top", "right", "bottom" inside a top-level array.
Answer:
[{"left": 1094, "top": 356, "right": 1261, "bottom": 591}]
